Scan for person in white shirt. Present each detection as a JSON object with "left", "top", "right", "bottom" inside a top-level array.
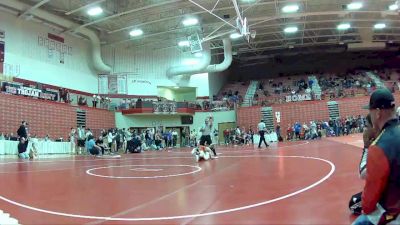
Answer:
[
  {"left": 77, "top": 126, "right": 85, "bottom": 154},
  {"left": 199, "top": 114, "right": 218, "bottom": 158},
  {"left": 69, "top": 128, "right": 76, "bottom": 155},
  {"left": 257, "top": 120, "right": 269, "bottom": 148}
]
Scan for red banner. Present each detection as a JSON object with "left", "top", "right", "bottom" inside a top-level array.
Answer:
[{"left": 0, "top": 42, "right": 4, "bottom": 74}]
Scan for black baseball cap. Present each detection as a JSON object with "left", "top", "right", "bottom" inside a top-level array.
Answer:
[{"left": 363, "top": 88, "right": 395, "bottom": 110}]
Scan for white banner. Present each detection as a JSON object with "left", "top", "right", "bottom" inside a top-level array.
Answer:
[
  {"left": 285, "top": 93, "right": 312, "bottom": 103},
  {"left": 98, "top": 75, "right": 108, "bottom": 94},
  {"left": 117, "top": 75, "right": 127, "bottom": 94}
]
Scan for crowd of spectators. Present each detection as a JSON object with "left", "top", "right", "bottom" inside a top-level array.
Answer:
[
  {"left": 285, "top": 115, "right": 367, "bottom": 141},
  {"left": 318, "top": 72, "right": 374, "bottom": 100}
]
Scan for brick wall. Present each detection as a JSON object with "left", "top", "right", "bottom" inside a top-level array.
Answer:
[
  {"left": 272, "top": 100, "right": 330, "bottom": 135},
  {"left": 0, "top": 93, "right": 115, "bottom": 139},
  {"left": 237, "top": 106, "right": 262, "bottom": 129}
]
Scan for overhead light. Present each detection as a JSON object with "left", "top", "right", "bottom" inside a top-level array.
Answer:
[
  {"left": 230, "top": 33, "right": 242, "bottom": 39},
  {"left": 87, "top": 7, "right": 103, "bottom": 16},
  {"left": 284, "top": 26, "right": 298, "bottom": 33},
  {"left": 389, "top": 4, "right": 399, "bottom": 11},
  {"left": 129, "top": 29, "right": 143, "bottom": 37},
  {"left": 282, "top": 4, "right": 299, "bottom": 13},
  {"left": 178, "top": 40, "right": 190, "bottom": 47},
  {"left": 374, "top": 23, "right": 386, "bottom": 29},
  {"left": 182, "top": 18, "right": 198, "bottom": 26},
  {"left": 173, "top": 86, "right": 180, "bottom": 89},
  {"left": 337, "top": 23, "right": 351, "bottom": 30},
  {"left": 347, "top": 2, "right": 363, "bottom": 10},
  {"left": 194, "top": 52, "right": 203, "bottom": 57}
]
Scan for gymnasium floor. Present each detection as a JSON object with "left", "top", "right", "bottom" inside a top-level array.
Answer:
[{"left": 0, "top": 135, "right": 365, "bottom": 225}]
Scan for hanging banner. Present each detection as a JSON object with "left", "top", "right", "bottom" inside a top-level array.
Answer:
[
  {"left": 1, "top": 81, "right": 58, "bottom": 101},
  {"left": 117, "top": 75, "right": 127, "bottom": 94},
  {"left": 98, "top": 75, "right": 108, "bottom": 94},
  {"left": 285, "top": 93, "right": 312, "bottom": 102},
  {"left": 0, "top": 29, "right": 5, "bottom": 74}
]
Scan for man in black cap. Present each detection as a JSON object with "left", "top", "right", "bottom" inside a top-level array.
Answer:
[{"left": 352, "top": 88, "right": 400, "bottom": 225}]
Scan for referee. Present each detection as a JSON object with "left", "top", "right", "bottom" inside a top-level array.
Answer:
[
  {"left": 258, "top": 119, "right": 269, "bottom": 148},
  {"left": 200, "top": 115, "right": 217, "bottom": 158}
]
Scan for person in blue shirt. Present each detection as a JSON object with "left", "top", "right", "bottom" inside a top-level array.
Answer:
[
  {"left": 87, "top": 135, "right": 102, "bottom": 156},
  {"left": 294, "top": 122, "right": 302, "bottom": 140}
]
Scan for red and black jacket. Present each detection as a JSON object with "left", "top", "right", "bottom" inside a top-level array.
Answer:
[{"left": 362, "top": 118, "right": 400, "bottom": 216}]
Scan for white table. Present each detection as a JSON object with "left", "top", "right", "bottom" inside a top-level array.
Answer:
[{"left": 0, "top": 140, "right": 71, "bottom": 155}]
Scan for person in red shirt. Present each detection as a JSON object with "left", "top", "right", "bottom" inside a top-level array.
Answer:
[{"left": 352, "top": 88, "right": 400, "bottom": 225}]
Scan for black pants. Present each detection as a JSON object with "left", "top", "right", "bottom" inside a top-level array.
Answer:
[
  {"left": 258, "top": 131, "right": 268, "bottom": 148},
  {"left": 200, "top": 135, "right": 217, "bottom": 156}
]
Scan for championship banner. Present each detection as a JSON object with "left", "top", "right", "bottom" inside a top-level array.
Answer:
[
  {"left": 0, "top": 29, "right": 5, "bottom": 74},
  {"left": 285, "top": 93, "right": 312, "bottom": 103},
  {"left": 1, "top": 81, "right": 58, "bottom": 101}
]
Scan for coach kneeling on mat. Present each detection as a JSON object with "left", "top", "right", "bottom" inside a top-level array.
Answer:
[
  {"left": 87, "top": 135, "right": 102, "bottom": 156},
  {"left": 352, "top": 88, "right": 400, "bottom": 225}
]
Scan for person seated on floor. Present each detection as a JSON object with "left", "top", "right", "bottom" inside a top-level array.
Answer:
[
  {"left": 348, "top": 114, "right": 378, "bottom": 215},
  {"left": 18, "top": 137, "right": 29, "bottom": 159},
  {"left": 28, "top": 135, "right": 38, "bottom": 159},
  {"left": 191, "top": 144, "right": 214, "bottom": 162},
  {"left": 86, "top": 135, "right": 103, "bottom": 157}
]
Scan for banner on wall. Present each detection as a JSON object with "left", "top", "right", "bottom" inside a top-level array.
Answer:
[
  {"left": 98, "top": 75, "right": 109, "bottom": 94},
  {"left": 0, "top": 29, "right": 5, "bottom": 74},
  {"left": 285, "top": 93, "right": 312, "bottom": 103},
  {"left": 1, "top": 81, "right": 58, "bottom": 101},
  {"left": 117, "top": 75, "right": 127, "bottom": 94}
]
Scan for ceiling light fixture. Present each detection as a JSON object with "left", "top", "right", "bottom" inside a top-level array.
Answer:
[
  {"left": 87, "top": 7, "right": 103, "bottom": 16},
  {"left": 182, "top": 18, "right": 198, "bottom": 26},
  {"left": 337, "top": 23, "right": 351, "bottom": 30},
  {"left": 347, "top": 2, "right": 363, "bottom": 10},
  {"left": 374, "top": 23, "right": 386, "bottom": 29},
  {"left": 230, "top": 33, "right": 242, "bottom": 39},
  {"left": 389, "top": 3, "right": 399, "bottom": 10},
  {"left": 282, "top": 4, "right": 299, "bottom": 13},
  {"left": 129, "top": 29, "right": 143, "bottom": 37},
  {"left": 284, "top": 26, "right": 298, "bottom": 33}
]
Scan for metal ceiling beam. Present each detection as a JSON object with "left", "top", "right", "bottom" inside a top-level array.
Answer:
[
  {"left": 65, "top": 0, "right": 106, "bottom": 15},
  {"left": 106, "top": 17, "right": 400, "bottom": 46},
  {"left": 68, "top": 0, "right": 182, "bottom": 32},
  {"left": 249, "top": 10, "right": 399, "bottom": 27},
  {"left": 107, "top": 0, "right": 289, "bottom": 34},
  {"left": 18, "top": 0, "right": 51, "bottom": 18}
]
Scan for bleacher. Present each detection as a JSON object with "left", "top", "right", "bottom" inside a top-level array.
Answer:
[
  {"left": 249, "top": 75, "right": 311, "bottom": 106},
  {"left": 317, "top": 72, "right": 372, "bottom": 100},
  {"left": 377, "top": 69, "right": 400, "bottom": 92}
]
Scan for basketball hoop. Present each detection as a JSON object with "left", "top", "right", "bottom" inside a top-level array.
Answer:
[{"left": 236, "top": 16, "right": 250, "bottom": 42}]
